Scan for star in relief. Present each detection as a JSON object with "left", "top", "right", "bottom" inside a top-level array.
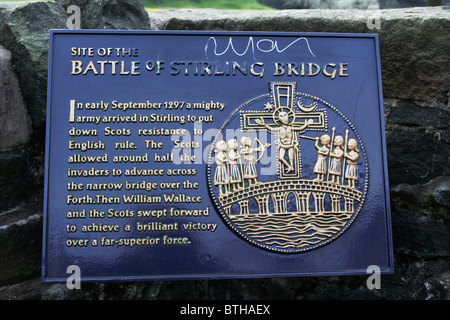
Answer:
[{"left": 264, "top": 102, "right": 274, "bottom": 111}]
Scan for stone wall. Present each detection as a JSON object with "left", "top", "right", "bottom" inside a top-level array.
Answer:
[{"left": 0, "top": 1, "right": 448, "bottom": 300}]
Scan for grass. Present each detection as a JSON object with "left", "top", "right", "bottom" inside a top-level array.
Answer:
[
  {"left": 0, "top": 0, "right": 275, "bottom": 11},
  {"left": 143, "top": 0, "right": 275, "bottom": 11}
]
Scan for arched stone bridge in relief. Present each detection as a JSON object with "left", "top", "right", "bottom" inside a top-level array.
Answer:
[{"left": 219, "top": 179, "right": 363, "bottom": 216}]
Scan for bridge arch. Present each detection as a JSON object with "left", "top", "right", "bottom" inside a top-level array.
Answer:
[
  {"left": 221, "top": 179, "right": 362, "bottom": 216},
  {"left": 285, "top": 192, "right": 298, "bottom": 213}
]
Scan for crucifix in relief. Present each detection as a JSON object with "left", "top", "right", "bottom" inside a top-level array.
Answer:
[{"left": 241, "top": 82, "right": 327, "bottom": 179}]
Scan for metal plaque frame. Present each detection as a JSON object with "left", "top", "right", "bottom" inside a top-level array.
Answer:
[{"left": 42, "top": 30, "right": 393, "bottom": 283}]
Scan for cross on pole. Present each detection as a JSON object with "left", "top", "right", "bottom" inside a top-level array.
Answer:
[{"left": 241, "top": 82, "right": 327, "bottom": 179}]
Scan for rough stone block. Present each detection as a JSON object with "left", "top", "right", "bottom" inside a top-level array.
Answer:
[
  {"left": 0, "top": 45, "right": 31, "bottom": 150},
  {"left": 0, "top": 203, "right": 42, "bottom": 286},
  {"left": 149, "top": 7, "right": 450, "bottom": 102},
  {"left": 0, "top": 2, "right": 67, "bottom": 128},
  {"left": 391, "top": 205, "right": 450, "bottom": 258},
  {"left": 388, "top": 100, "right": 449, "bottom": 129},
  {"left": 56, "top": 0, "right": 150, "bottom": 30},
  {"left": 386, "top": 126, "right": 449, "bottom": 186},
  {"left": 0, "top": 148, "right": 37, "bottom": 211}
]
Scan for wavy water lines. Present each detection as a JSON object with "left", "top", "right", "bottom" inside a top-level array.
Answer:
[{"left": 230, "top": 212, "right": 352, "bottom": 250}]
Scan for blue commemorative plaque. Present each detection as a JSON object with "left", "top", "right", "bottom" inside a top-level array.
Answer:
[{"left": 42, "top": 30, "right": 393, "bottom": 282}]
